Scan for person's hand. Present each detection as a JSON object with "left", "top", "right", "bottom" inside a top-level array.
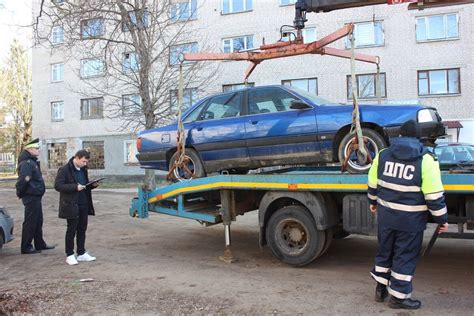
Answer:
[
  {"left": 77, "top": 184, "right": 86, "bottom": 191},
  {"left": 438, "top": 223, "right": 449, "bottom": 234},
  {"left": 370, "top": 204, "right": 377, "bottom": 214}
]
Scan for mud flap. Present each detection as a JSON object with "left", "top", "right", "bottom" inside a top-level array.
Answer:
[{"left": 342, "top": 194, "right": 377, "bottom": 236}]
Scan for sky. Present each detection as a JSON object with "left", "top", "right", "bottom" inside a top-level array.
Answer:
[{"left": 0, "top": 0, "right": 32, "bottom": 66}]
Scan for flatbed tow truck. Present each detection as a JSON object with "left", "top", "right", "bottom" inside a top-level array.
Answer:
[{"left": 130, "top": 167, "right": 474, "bottom": 266}]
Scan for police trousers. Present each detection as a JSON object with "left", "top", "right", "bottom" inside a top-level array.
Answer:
[
  {"left": 370, "top": 226, "right": 424, "bottom": 299},
  {"left": 21, "top": 196, "right": 47, "bottom": 251}
]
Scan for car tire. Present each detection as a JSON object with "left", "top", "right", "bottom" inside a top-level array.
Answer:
[
  {"left": 338, "top": 128, "right": 386, "bottom": 174},
  {"left": 0, "top": 232, "right": 4, "bottom": 249},
  {"left": 266, "top": 205, "right": 326, "bottom": 266},
  {"left": 169, "top": 148, "right": 206, "bottom": 182}
]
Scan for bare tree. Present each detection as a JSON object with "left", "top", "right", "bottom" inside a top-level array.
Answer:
[
  {"left": 33, "top": 0, "right": 218, "bottom": 189},
  {"left": 0, "top": 39, "right": 33, "bottom": 163}
]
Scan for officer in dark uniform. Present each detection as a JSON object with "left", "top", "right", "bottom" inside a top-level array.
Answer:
[
  {"left": 367, "top": 120, "right": 449, "bottom": 309},
  {"left": 15, "top": 138, "right": 55, "bottom": 254}
]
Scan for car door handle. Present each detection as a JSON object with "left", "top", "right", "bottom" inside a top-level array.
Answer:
[
  {"left": 196, "top": 126, "right": 203, "bottom": 131},
  {"left": 250, "top": 120, "right": 258, "bottom": 125}
]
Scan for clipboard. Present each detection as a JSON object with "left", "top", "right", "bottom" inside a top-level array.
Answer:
[{"left": 86, "top": 177, "right": 105, "bottom": 187}]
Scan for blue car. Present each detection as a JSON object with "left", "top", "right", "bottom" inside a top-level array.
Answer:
[
  {"left": 0, "top": 207, "right": 14, "bottom": 249},
  {"left": 137, "top": 85, "right": 444, "bottom": 180}
]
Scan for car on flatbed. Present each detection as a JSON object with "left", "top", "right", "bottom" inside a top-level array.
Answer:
[{"left": 137, "top": 85, "right": 445, "bottom": 180}]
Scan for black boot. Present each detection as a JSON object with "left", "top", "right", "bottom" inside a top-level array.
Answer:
[
  {"left": 389, "top": 296, "right": 421, "bottom": 310},
  {"left": 375, "top": 283, "right": 388, "bottom": 302}
]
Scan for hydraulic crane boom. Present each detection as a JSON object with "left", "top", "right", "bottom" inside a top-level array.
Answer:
[{"left": 295, "top": 0, "right": 474, "bottom": 29}]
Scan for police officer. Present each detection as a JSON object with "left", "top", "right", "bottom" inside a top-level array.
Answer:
[
  {"left": 15, "top": 138, "right": 55, "bottom": 254},
  {"left": 367, "top": 120, "right": 449, "bottom": 310}
]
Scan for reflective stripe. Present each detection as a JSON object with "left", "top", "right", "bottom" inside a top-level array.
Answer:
[
  {"left": 391, "top": 271, "right": 413, "bottom": 282},
  {"left": 368, "top": 193, "right": 377, "bottom": 201},
  {"left": 387, "top": 286, "right": 411, "bottom": 299},
  {"left": 429, "top": 207, "right": 447, "bottom": 217},
  {"left": 368, "top": 182, "right": 377, "bottom": 189},
  {"left": 375, "top": 265, "right": 390, "bottom": 273},
  {"left": 377, "top": 198, "right": 428, "bottom": 212},
  {"left": 370, "top": 272, "right": 389, "bottom": 285},
  {"left": 378, "top": 180, "right": 421, "bottom": 192},
  {"left": 425, "top": 191, "right": 444, "bottom": 201}
]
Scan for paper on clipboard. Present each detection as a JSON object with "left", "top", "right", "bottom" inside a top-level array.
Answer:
[{"left": 86, "top": 177, "right": 105, "bottom": 187}]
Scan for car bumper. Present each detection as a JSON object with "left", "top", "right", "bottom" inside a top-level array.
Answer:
[
  {"left": 136, "top": 151, "right": 168, "bottom": 170},
  {"left": 5, "top": 217, "right": 14, "bottom": 243}
]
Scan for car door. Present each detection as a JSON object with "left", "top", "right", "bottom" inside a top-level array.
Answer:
[
  {"left": 244, "top": 87, "right": 320, "bottom": 168},
  {"left": 186, "top": 91, "right": 251, "bottom": 172}
]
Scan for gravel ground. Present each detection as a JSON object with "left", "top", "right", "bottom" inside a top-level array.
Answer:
[{"left": 0, "top": 188, "right": 473, "bottom": 314}]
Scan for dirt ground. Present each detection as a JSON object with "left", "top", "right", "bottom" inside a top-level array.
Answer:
[{"left": 0, "top": 187, "right": 473, "bottom": 314}]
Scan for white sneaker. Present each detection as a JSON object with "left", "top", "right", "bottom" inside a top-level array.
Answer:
[
  {"left": 77, "top": 252, "right": 96, "bottom": 262},
  {"left": 66, "top": 255, "right": 78, "bottom": 265}
]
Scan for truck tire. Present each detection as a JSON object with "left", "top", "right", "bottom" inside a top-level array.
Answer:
[
  {"left": 337, "top": 128, "right": 386, "bottom": 174},
  {"left": 169, "top": 148, "right": 206, "bottom": 182},
  {"left": 266, "top": 205, "right": 326, "bottom": 266}
]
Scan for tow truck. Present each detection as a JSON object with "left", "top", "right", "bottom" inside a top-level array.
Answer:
[{"left": 130, "top": 0, "right": 474, "bottom": 266}]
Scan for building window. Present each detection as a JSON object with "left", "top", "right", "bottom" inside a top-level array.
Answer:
[
  {"left": 51, "top": 101, "right": 64, "bottom": 121},
  {"left": 122, "top": 10, "right": 150, "bottom": 32},
  {"left": 280, "top": 0, "right": 296, "bottom": 5},
  {"left": 345, "top": 21, "right": 384, "bottom": 48},
  {"left": 416, "top": 13, "right": 459, "bottom": 42},
  {"left": 80, "top": 58, "right": 105, "bottom": 78},
  {"left": 347, "top": 73, "right": 386, "bottom": 99},
  {"left": 122, "top": 94, "right": 142, "bottom": 115},
  {"left": 82, "top": 141, "right": 105, "bottom": 169},
  {"left": 170, "top": 88, "right": 197, "bottom": 114},
  {"left": 124, "top": 140, "right": 138, "bottom": 165},
  {"left": 47, "top": 143, "right": 67, "bottom": 169},
  {"left": 282, "top": 27, "right": 316, "bottom": 43},
  {"left": 222, "top": 35, "right": 253, "bottom": 53},
  {"left": 418, "top": 68, "right": 460, "bottom": 96},
  {"left": 282, "top": 78, "right": 318, "bottom": 94},
  {"left": 122, "top": 52, "right": 140, "bottom": 73},
  {"left": 171, "top": 0, "right": 197, "bottom": 22},
  {"left": 222, "top": 82, "right": 255, "bottom": 92},
  {"left": 81, "top": 18, "right": 105, "bottom": 39},
  {"left": 51, "top": 63, "right": 64, "bottom": 82},
  {"left": 169, "top": 42, "right": 198, "bottom": 65},
  {"left": 222, "top": 0, "right": 252, "bottom": 14},
  {"left": 51, "top": 25, "right": 64, "bottom": 45},
  {"left": 81, "top": 97, "right": 104, "bottom": 119}
]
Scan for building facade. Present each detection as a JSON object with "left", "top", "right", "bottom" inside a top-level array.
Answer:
[{"left": 32, "top": 1, "right": 474, "bottom": 177}]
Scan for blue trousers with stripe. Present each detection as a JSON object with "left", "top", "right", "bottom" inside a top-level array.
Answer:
[{"left": 370, "top": 226, "right": 424, "bottom": 299}]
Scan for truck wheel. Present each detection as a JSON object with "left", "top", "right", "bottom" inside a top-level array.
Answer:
[
  {"left": 266, "top": 205, "right": 326, "bottom": 266},
  {"left": 338, "top": 128, "right": 386, "bottom": 174},
  {"left": 169, "top": 149, "right": 206, "bottom": 182}
]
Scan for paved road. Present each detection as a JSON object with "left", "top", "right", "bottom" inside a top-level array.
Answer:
[{"left": 1, "top": 188, "right": 473, "bottom": 314}]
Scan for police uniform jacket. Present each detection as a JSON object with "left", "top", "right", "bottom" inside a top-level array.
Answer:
[
  {"left": 15, "top": 150, "right": 46, "bottom": 201},
  {"left": 367, "top": 137, "right": 448, "bottom": 232},
  {"left": 54, "top": 157, "right": 95, "bottom": 219}
]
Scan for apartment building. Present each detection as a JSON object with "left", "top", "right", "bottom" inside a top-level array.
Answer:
[{"left": 32, "top": 1, "right": 474, "bottom": 177}]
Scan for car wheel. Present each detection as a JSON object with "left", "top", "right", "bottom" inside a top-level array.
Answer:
[
  {"left": 266, "top": 205, "right": 326, "bottom": 266},
  {"left": 169, "top": 149, "right": 206, "bottom": 182},
  {"left": 338, "top": 128, "right": 386, "bottom": 174},
  {"left": 0, "top": 232, "right": 4, "bottom": 249}
]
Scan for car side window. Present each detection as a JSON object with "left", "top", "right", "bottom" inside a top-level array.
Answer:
[
  {"left": 247, "top": 88, "right": 298, "bottom": 115},
  {"left": 199, "top": 93, "right": 241, "bottom": 121}
]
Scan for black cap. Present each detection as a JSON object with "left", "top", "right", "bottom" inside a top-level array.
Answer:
[
  {"left": 24, "top": 138, "right": 40, "bottom": 149},
  {"left": 399, "top": 120, "right": 420, "bottom": 138}
]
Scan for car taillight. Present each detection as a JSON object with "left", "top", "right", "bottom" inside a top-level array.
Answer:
[{"left": 137, "top": 138, "right": 142, "bottom": 152}]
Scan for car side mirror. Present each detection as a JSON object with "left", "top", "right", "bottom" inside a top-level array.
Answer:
[{"left": 290, "top": 100, "right": 311, "bottom": 110}]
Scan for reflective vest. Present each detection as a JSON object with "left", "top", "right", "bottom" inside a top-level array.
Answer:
[{"left": 368, "top": 137, "right": 448, "bottom": 232}]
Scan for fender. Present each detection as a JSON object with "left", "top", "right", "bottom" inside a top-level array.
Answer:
[{"left": 258, "top": 191, "right": 338, "bottom": 246}]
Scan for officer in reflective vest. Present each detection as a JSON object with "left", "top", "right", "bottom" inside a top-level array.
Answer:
[{"left": 367, "top": 119, "right": 449, "bottom": 310}]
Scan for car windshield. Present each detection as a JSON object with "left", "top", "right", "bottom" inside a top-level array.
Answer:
[
  {"left": 434, "top": 145, "right": 474, "bottom": 164},
  {"left": 286, "top": 86, "right": 333, "bottom": 106}
]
